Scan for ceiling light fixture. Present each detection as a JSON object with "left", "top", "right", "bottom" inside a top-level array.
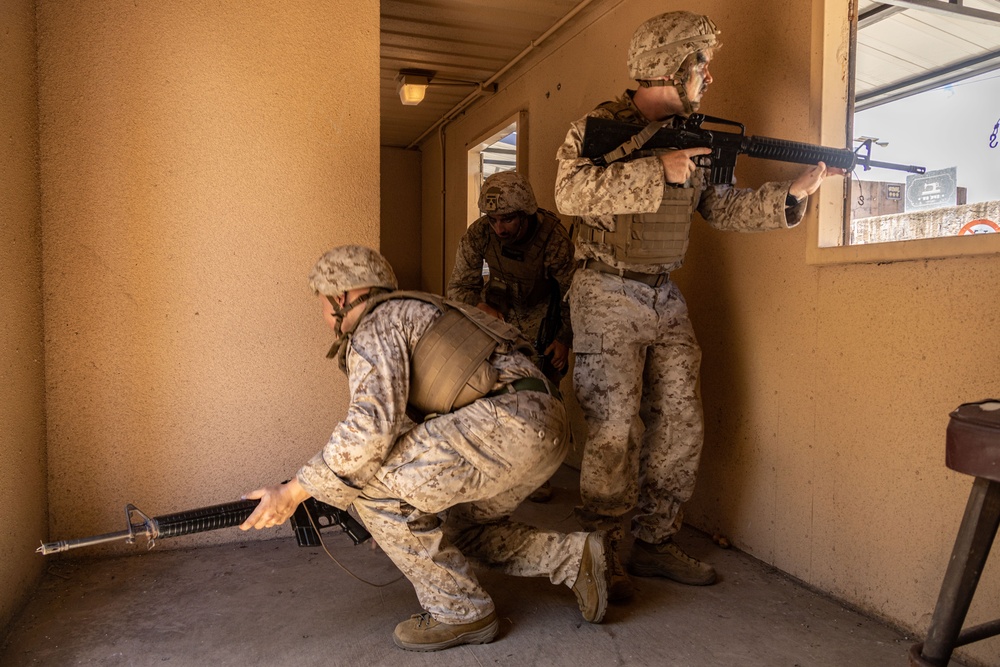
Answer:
[
  {"left": 395, "top": 70, "right": 488, "bottom": 106},
  {"left": 396, "top": 72, "right": 430, "bottom": 106}
]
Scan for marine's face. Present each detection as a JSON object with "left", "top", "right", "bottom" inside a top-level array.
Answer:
[
  {"left": 487, "top": 211, "right": 526, "bottom": 241},
  {"left": 682, "top": 49, "right": 714, "bottom": 108}
]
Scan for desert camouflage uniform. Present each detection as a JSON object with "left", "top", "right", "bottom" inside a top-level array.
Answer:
[
  {"left": 448, "top": 208, "right": 575, "bottom": 362},
  {"left": 554, "top": 91, "right": 807, "bottom": 544},
  {"left": 296, "top": 297, "right": 588, "bottom": 624}
]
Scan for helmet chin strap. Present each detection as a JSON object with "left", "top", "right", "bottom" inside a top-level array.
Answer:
[
  {"left": 325, "top": 291, "right": 375, "bottom": 337},
  {"left": 673, "top": 79, "right": 696, "bottom": 115},
  {"left": 323, "top": 288, "right": 392, "bottom": 368},
  {"left": 637, "top": 78, "right": 696, "bottom": 115}
]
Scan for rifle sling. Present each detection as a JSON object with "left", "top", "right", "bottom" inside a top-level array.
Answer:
[{"left": 601, "top": 120, "right": 669, "bottom": 165}]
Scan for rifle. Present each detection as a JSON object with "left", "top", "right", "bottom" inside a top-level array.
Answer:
[
  {"left": 36, "top": 495, "right": 370, "bottom": 555},
  {"left": 580, "top": 113, "right": 926, "bottom": 185},
  {"left": 533, "top": 277, "right": 564, "bottom": 380}
]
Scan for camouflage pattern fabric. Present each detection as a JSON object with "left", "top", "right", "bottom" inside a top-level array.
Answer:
[
  {"left": 555, "top": 91, "right": 806, "bottom": 275},
  {"left": 296, "top": 297, "right": 589, "bottom": 623},
  {"left": 554, "top": 92, "right": 806, "bottom": 544},
  {"left": 478, "top": 171, "right": 539, "bottom": 215},
  {"left": 448, "top": 209, "right": 575, "bottom": 348},
  {"left": 627, "top": 12, "right": 721, "bottom": 81},
  {"left": 309, "top": 244, "right": 398, "bottom": 296},
  {"left": 569, "top": 269, "right": 701, "bottom": 544}
]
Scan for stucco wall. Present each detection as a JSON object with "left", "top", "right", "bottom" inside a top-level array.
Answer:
[
  {"left": 0, "top": 0, "right": 47, "bottom": 633},
  {"left": 419, "top": 1, "right": 999, "bottom": 664},
  {"left": 37, "top": 1, "right": 379, "bottom": 551}
]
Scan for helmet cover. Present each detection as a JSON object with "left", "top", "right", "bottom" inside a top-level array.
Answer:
[
  {"left": 627, "top": 11, "right": 720, "bottom": 81},
  {"left": 308, "top": 245, "right": 398, "bottom": 297},
  {"left": 478, "top": 171, "right": 538, "bottom": 216}
]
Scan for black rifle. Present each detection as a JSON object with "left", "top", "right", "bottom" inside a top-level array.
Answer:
[
  {"left": 533, "top": 277, "right": 564, "bottom": 380},
  {"left": 580, "top": 113, "right": 926, "bottom": 185},
  {"left": 36, "top": 495, "right": 370, "bottom": 555}
]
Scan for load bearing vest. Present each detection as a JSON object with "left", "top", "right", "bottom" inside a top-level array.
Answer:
[
  {"left": 361, "top": 291, "right": 535, "bottom": 417},
  {"left": 578, "top": 186, "right": 696, "bottom": 266},
  {"left": 483, "top": 211, "right": 562, "bottom": 314},
  {"left": 580, "top": 98, "right": 698, "bottom": 266}
]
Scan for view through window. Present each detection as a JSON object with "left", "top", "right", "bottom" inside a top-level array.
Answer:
[
  {"left": 466, "top": 115, "right": 522, "bottom": 280},
  {"left": 847, "top": 0, "right": 1000, "bottom": 246},
  {"left": 466, "top": 115, "right": 520, "bottom": 227}
]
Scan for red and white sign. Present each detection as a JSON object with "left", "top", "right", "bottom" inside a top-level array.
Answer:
[{"left": 958, "top": 219, "right": 1000, "bottom": 235}]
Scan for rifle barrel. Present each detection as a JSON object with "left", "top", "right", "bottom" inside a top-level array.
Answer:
[
  {"left": 864, "top": 159, "right": 926, "bottom": 174},
  {"left": 37, "top": 497, "right": 370, "bottom": 556},
  {"left": 37, "top": 529, "right": 136, "bottom": 555},
  {"left": 35, "top": 500, "right": 258, "bottom": 556}
]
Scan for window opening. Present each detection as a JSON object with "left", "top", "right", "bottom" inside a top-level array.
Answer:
[
  {"left": 466, "top": 113, "right": 524, "bottom": 278},
  {"left": 467, "top": 119, "right": 519, "bottom": 228},
  {"left": 845, "top": 0, "right": 1000, "bottom": 246}
]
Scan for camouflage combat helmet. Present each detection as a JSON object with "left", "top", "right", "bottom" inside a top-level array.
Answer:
[
  {"left": 478, "top": 171, "right": 538, "bottom": 216},
  {"left": 627, "top": 11, "right": 720, "bottom": 82},
  {"left": 309, "top": 245, "right": 398, "bottom": 297}
]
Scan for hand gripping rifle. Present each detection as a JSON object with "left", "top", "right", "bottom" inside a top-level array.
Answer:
[
  {"left": 580, "top": 113, "right": 926, "bottom": 185},
  {"left": 37, "top": 495, "right": 370, "bottom": 555}
]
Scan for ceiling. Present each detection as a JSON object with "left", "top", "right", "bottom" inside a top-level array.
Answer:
[
  {"left": 380, "top": 0, "right": 1000, "bottom": 148},
  {"left": 380, "top": 0, "right": 612, "bottom": 149}
]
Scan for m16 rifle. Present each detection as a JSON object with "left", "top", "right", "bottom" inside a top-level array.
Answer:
[
  {"left": 533, "top": 277, "right": 565, "bottom": 381},
  {"left": 580, "top": 113, "right": 926, "bottom": 185},
  {"left": 37, "top": 495, "right": 369, "bottom": 555}
]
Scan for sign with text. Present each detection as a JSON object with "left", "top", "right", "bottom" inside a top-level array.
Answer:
[{"left": 905, "top": 167, "right": 958, "bottom": 212}]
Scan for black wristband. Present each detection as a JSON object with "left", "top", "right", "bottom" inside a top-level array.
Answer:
[{"left": 785, "top": 193, "right": 802, "bottom": 208}]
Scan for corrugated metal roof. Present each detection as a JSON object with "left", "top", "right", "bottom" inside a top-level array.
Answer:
[{"left": 856, "top": 0, "right": 1000, "bottom": 109}]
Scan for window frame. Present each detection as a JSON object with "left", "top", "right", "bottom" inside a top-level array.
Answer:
[
  {"left": 465, "top": 111, "right": 527, "bottom": 228},
  {"left": 807, "top": 0, "right": 1000, "bottom": 265}
]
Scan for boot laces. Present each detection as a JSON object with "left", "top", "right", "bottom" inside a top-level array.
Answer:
[
  {"left": 664, "top": 541, "right": 701, "bottom": 567},
  {"left": 412, "top": 612, "right": 436, "bottom": 628}
]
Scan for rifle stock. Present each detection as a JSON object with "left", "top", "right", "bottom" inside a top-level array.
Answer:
[
  {"left": 580, "top": 113, "right": 926, "bottom": 185},
  {"left": 37, "top": 495, "right": 369, "bottom": 555}
]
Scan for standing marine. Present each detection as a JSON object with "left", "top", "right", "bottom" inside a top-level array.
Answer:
[{"left": 554, "top": 11, "right": 841, "bottom": 600}]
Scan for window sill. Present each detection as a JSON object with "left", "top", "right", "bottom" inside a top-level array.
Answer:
[
  {"left": 807, "top": 220, "right": 1000, "bottom": 266},
  {"left": 807, "top": 184, "right": 1000, "bottom": 265}
]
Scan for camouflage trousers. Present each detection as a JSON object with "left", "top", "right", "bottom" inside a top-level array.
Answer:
[
  {"left": 353, "top": 390, "right": 589, "bottom": 624},
  {"left": 569, "top": 268, "right": 704, "bottom": 545}
]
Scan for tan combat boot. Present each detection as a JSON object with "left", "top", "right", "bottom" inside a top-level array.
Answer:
[
  {"left": 393, "top": 610, "right": 499, "bottom": 651},
  {"left": 627, "top": 538, "right": 717, "bottom": 586},
  {"left": 571, "top": 530, "right": 611, "bottom": 623},
  {"left": 608, "top": 549, "right": 635, "bottom": 602}
]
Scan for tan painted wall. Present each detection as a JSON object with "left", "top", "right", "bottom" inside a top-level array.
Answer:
[
  {"left": 37, "top": 1, "right": 379, "bottom": 551},
  {"left": 419, "top": 134, "right": 447, "bottom": 293},
  {"left": 419, "top": 1, "right": 1000, "bottom": 664},
  {"left": 1, "top": 0, "right": 47, "bottom": 633},
  {"left": 380, "top": 146, "right": 422, "bottom": 290}
]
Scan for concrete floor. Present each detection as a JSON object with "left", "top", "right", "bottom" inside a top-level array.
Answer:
[{"left": 0, "top": 466, "right": 964, "bottom": 667}]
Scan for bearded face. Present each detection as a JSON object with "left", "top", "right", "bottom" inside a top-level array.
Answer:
[{"left": 674, "top": 49, "right": 714, "bottom": 111}]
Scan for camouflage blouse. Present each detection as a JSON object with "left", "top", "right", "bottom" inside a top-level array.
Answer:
[
  {"left": 555, "top": 91, "right": 807, "bottom": 274},
  {"left": 296, "top": 298, "right": 539, "bottom": 509}
]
